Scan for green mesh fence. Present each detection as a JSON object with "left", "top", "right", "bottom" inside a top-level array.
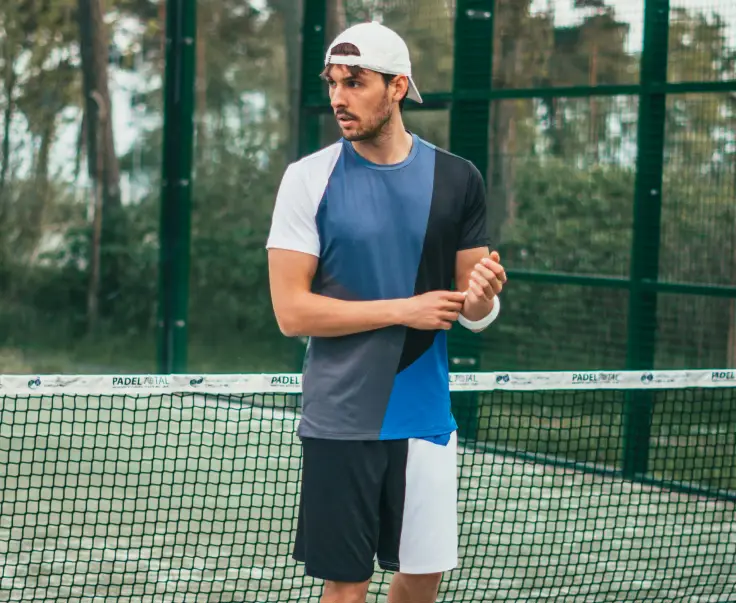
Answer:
[{"left": 1, "top": 371, "right": 735, "bottom": 603}]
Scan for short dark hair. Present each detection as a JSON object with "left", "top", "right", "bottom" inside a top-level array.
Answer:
[{"left": 321, "top": 42, "right": 407, "bottom": 111}]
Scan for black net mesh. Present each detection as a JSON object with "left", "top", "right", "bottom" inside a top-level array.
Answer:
[{"left": 1, "top": 372, "right": 734, "bottom": 602}]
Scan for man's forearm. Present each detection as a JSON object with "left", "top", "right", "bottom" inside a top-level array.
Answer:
[{"left": 277, "top": 292, "right": 405, "bottom": 338}]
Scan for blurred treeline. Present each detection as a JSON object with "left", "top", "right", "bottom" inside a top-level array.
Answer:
[{"left": 0, "top": 0, "right": 734, "bottom": 374}]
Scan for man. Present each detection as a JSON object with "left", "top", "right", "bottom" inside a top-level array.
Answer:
[{"left": 266, "top": 21, "right": 506, "bottom": 604}]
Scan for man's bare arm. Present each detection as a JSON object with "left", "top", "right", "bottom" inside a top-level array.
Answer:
[
  {"left": 268, "top": 249, "right": 466, "bottom": 338},
  {"left": 456, "top": 247, "right": 495, "bottom": 319},
  {"left": 455, "top": 247, "right": 507, "bottom": 330}
]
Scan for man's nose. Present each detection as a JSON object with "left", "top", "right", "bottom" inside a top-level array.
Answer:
[{"left": 330, "top": 86, "right": 347, "bottom": 110}]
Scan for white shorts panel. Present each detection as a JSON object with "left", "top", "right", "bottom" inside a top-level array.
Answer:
[{"left": 398, "top": 431, "right": 458, "bottom": 574}]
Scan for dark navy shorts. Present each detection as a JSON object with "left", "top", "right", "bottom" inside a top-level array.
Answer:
[{"left": 292, "top": 433, "right": 458, "bottom": 583}]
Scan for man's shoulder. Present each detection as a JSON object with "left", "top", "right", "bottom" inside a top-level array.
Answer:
[
  {"left": 433, "top": 144, "right": 479, "bottom": 170},
  {"left": 287, "top": 141, "right": 344, "bottom": 175},
  {"left": 276, "top": 142, "right": 344, "bottom": 204},
  {"left": 420, "top": 139, "right": 483, "bottom": 185}
]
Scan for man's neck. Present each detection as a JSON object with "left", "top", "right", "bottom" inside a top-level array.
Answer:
[{"left": 350, "top": 117, "right": 414, "bottom": 165}]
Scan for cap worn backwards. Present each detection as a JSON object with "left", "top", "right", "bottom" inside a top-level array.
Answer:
[{"left": 324, "top": 21, "right": 423, "bottom": 104}]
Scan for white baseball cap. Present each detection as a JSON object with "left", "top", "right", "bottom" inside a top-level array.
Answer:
[{"left": 324, "top": 21, "right": 423, "bottom": 104}]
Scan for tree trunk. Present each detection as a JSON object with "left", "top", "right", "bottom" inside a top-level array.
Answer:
[
  {"left": 159, "top": 0, "right": 167, "bottom": 63},
  {"left": 325, "top": 0, "right": 346, "bottom": 47},
  {"left": 88, "top": 97, "right": 104, "bottom": 332},
  {"left": 28, "top": 119, "right": 55, "bottom": 251},
  {"left": 0, "top": 53, "right": 16, "bottom": 214},
  {"left": 75, "top": 111, "right": 86, "bottom": 182},
  {"left": 727, "top": 97, "right": 736, "bottom": 368},
  {"left": 487, "top": 102, "right": 512, "bottom": 247},
  {"left": 196, "top": 14, "right": 207, "bottom": 163},
  {"left": 78, "top": 0, "right": 123, "bottom": 327},
  {"left": 589, "top": 40, "right": 599, "bottom": 163},
  {"left": 321, "top": 0, "right": 346, "bottom": 146},
  {"left": 486, "top": 0, "right": 528, "bottom": 247},
  {"left": 281, "top": 0, "right": 303, "bottom": 162}
]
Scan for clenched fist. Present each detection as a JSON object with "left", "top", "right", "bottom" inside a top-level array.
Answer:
[{"left": 466, "top": 251, "right": 506, "bottom": 307}]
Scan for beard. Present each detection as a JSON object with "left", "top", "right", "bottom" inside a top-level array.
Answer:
[{"left": 336, "top": 95, "right": 393, "bottom": 142}]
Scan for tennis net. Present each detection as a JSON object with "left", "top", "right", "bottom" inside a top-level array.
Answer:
[{"left": 1, "top": 370, "right": 735, "bottom": 602}]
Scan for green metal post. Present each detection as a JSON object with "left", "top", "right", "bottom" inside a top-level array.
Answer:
[
  {"left": 299, "top": 0, "right": 327, "bottom": 158},
  {"left": 157, "top": 0, "right": 197, "bottom": 374},
  {"left": 623, "top": 0, "right": 670, "bottom": 479},
  {"left": 449, "top": 0, "right": 494, "bottom": 178},
  {"left": 448, "top": 0, "right": 495, "bottom": 441}
]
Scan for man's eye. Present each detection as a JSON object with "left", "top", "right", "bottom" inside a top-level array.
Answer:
[{"left": 348, "top": 81, "right": 360, "bottom": 88}]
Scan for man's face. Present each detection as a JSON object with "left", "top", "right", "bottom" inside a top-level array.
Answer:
[{"left": 325, "top": 65, "right": 395, "bottom": 142}]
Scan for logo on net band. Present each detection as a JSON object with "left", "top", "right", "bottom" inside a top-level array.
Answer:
[
  {"left": 111, "top": 376, "right": 170, "bottom": 388},
  {"left": 711, "top": 371, "right": 735, "bottom": 382},
  {"left": 572, "top": 372, "right": 620, "bottom": 384},
  {"left": 270, "top": 375, "right": 301, "bottom": 387},
  {"left": 450, "top": 373, "right": 479, "bottom": 386}
]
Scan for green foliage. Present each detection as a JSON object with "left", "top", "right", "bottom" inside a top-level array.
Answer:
[
  {"left": 481, "top": 155, "right": 735, "bottom": 371},
  {"left": 188, "top": 148, "right": 283, "bottom": 342},
  {"left": 476, "top": 159, "right": 633, "bottom": 370},
  {"left": 0, "top": 0, "right": 734, "bottom": 377},
  {"left": 502, "top": 158, "right": 634, "bottom": 275}
]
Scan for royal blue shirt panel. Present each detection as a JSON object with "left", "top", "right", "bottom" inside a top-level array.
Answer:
[
  {"left": 315, "top": 134, "right": 435, "bottom": 302},
  {"left": 379, "top": 330, "right": 458, "bottom": 440}
]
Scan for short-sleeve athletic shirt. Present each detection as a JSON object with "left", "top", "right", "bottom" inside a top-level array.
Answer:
[{"left": 266, "top": 133, "right": 489, "bottom": 441}]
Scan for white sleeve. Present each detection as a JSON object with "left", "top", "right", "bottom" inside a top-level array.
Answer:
[{"left": 266, "top": 162, "right": 320, "bottom": 257}]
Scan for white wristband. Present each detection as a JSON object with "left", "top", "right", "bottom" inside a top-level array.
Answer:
[{"left": 458, "top": 296, "right": 500, "bottom": 331}]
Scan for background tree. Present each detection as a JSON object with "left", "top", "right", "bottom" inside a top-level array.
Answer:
[
  {"left": 78, "top": 0, "right": 124, "bottom": 329},
  {"left": 0, "top": 0, "right": 733, "bottom": 375}
]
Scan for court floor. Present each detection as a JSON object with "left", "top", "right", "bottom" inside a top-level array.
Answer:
[{"left": 1, "top": 395, "right": 734, "bottom": 602}]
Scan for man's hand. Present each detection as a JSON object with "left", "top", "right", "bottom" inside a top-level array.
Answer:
[
  {"left": 397, "top": 290, "right": 468, "bottom": 331},
  {"left": 463, "top": 251, "right": 507, "bottom": 320}
]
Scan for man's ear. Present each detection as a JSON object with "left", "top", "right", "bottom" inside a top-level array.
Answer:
[{"left": 393, "top": 75, "right": 409, "bottom": 103}]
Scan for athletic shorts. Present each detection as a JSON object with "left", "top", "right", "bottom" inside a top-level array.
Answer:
[{"left": 292, "top": 431, "right": 458, "bottom": 583}]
